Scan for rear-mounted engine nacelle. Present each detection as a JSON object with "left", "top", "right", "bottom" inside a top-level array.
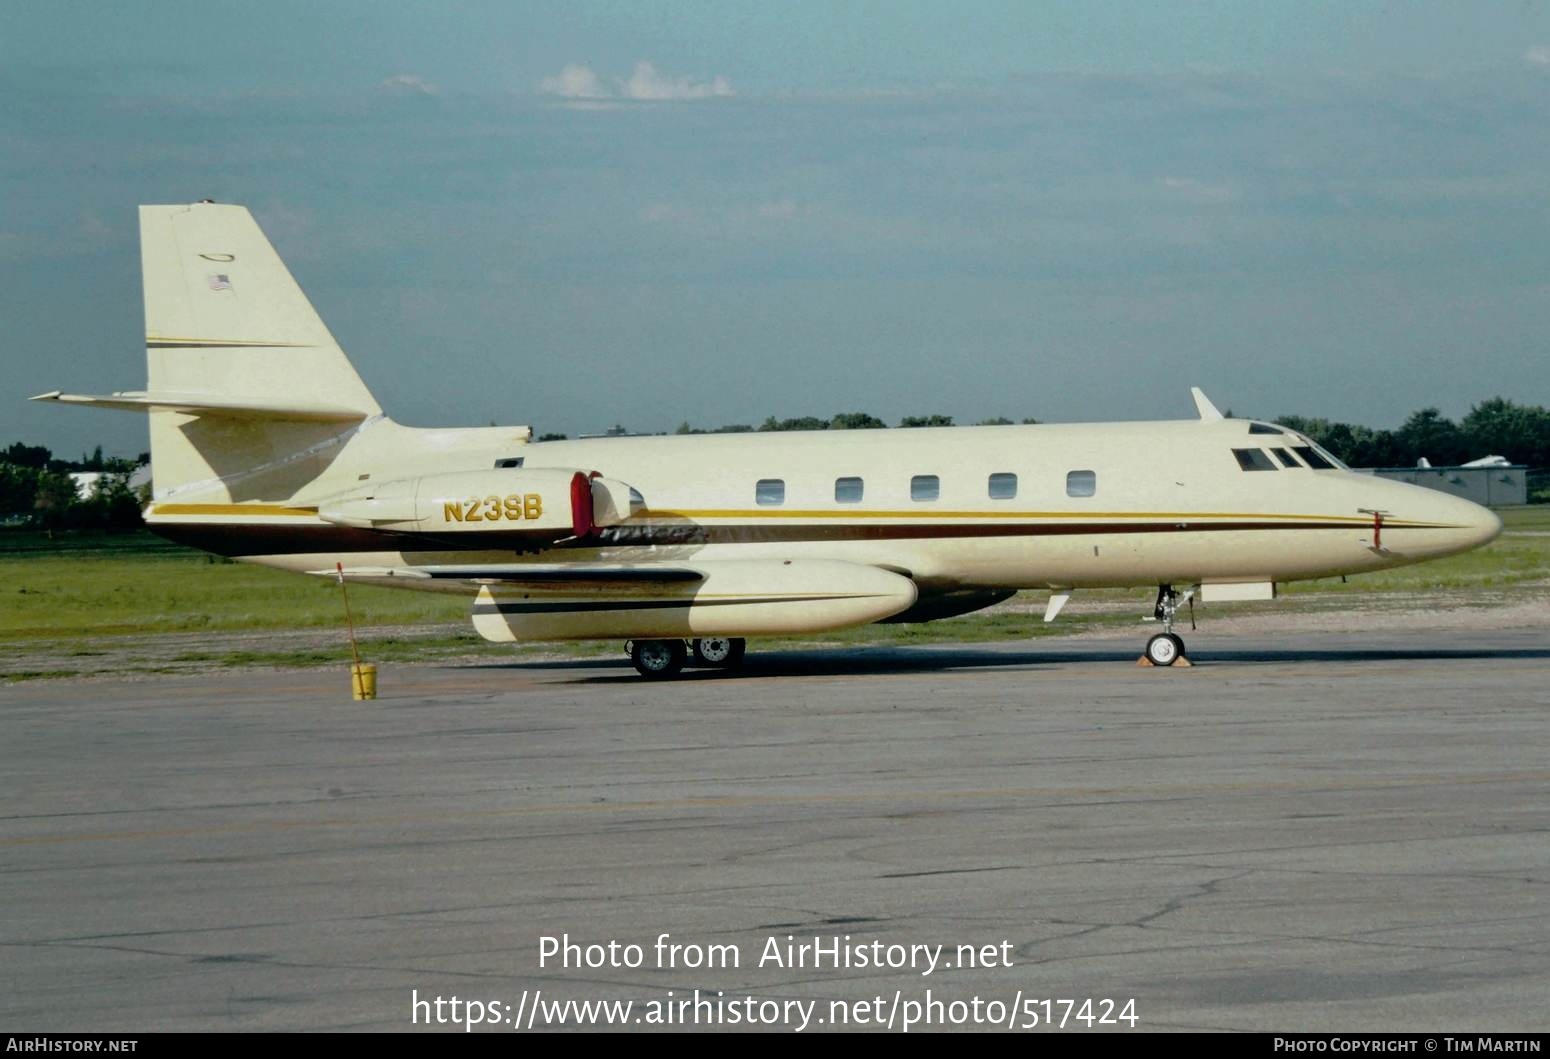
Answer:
[{"left": 318, "top": 469, "right": 637, "bottom": 539}]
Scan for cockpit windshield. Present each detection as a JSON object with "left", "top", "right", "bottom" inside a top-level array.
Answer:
[
  {"left": 1287, "top": 433, "right": 1348, "bottom": 470},
  {"left": 1243, "top": 421, "right": 1347, "bottom": 469}
]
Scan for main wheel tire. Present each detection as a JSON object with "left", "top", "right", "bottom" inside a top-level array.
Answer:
[
  {"left": 692, "top": 637, "right": 746, "bottom": 668},
  {"left": 1145, "top": 632, "right": 1185, "bottom": 667},
  {"left": 631, "top": 639, "right": 687, "bottom": 679}
]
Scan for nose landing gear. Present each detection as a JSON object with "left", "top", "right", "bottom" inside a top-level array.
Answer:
[
  {"left": 1144, "top": 631, "right": 1186, "bottom": 667},
  {"left": 1141, "top": 585, "right": 1194, "bottom": 667}
]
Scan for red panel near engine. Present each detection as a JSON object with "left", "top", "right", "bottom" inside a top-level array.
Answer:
[{"left": 570, "top": 471, "right": 594, "bottom": 538}]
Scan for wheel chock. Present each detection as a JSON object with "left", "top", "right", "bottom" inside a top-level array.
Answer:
[{"left": 1136, "top": 655, "right": 1193, "bottom": 668}]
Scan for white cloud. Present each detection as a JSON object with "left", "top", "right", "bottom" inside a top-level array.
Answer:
[
  {"left": 540, "top": 63, "right": 610, "bottom": 100},
  {"left": 379, "top": 73, "right": 438, "bottom": 96},
  {"left": 621, "top": 61, "right": 733, "bottom": 101},
  {"left": 1526, "top": 45, "right": 1550, "bottom": 66},
  {"left": 540, "top": 61, "right": 733, "bottom": 103}
]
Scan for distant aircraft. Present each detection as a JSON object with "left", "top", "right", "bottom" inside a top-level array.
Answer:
[
  {"left": 34, "top": 203, "right": 1503, "bottom": 677},
  {"left": 1418, "top": 456, "right": 1511, "bottom": 469}
]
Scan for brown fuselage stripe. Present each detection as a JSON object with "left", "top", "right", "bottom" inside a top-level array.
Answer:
[{"left": 148, "top": 519, "right": 1438, "bottom": 557}]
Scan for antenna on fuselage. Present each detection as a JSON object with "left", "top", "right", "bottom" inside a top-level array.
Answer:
[{"left": 1190, "top": 387, "right": 1224, "bottom": 422}]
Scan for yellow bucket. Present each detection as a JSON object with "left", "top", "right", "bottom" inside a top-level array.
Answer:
[{"left": 351, "top": 662, "right": 378, "bottom": 701}]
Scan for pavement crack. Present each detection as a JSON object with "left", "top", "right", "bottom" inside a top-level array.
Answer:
[{"left": 1128, "top": 870, "right": 1252, "bottom": 930}]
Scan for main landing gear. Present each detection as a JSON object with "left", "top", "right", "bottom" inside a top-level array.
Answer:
[
  {"left": 1142, "top": 585, "right": 1194, "bottom": 668},
  {"left": 691, "top": 637, "right": 746, "bottom": 668},
  {"left": 629, "top": 638, "right": 687, "bottom": 679},
  {"left": 627, "top": 638, "right": 747, "bottom": 678}
]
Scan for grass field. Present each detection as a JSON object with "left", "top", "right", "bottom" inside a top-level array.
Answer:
[
  {"left": 2, "top": 508, "right": 1545, "bottom": 663},
  {"left": 1, "top": 530, "right": 467, "bottom": 638}
]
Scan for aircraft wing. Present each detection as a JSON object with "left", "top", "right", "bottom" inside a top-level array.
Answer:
[
  {"left": 319, "top": 558, "right": 920, "bottom": 640},
  {"left": 320, "top": 563, "right": 705, "bottom": 587}
]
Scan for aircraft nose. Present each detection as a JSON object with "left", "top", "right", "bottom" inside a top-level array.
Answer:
[
  {"left": 1466, "top": 502, "right": 1504, "bottom": 549},
  {"left": 1418, "top": 492, "right": 1502, "bottom": 555}
]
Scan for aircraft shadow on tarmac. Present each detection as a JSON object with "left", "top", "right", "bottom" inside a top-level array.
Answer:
[{"left": 465, "top": 642, "right": 1550, "bottom": 682}]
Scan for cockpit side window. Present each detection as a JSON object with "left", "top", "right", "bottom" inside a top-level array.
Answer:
[
  {"left": 1270, "top": 447, "right": 1300, "bottom": 468},
  {"left": 1233, "top": 448, "right": 1278, "bottom": 472}
]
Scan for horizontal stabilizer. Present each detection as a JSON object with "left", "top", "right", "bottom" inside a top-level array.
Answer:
[{"left": 31, "top": 390, "right": 372, "bottom": 423}]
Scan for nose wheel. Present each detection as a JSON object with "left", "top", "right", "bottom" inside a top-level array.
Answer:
[
  {"left": 1140, "top": 585, "right": 1194, "bottom": 667},
  {"left": 1144, "top": 632, "right": 1186, "bottom": 667}
]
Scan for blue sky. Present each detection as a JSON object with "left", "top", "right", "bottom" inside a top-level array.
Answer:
[{"left": 5, "top": 2, "right": 1550, "bottom": 456}]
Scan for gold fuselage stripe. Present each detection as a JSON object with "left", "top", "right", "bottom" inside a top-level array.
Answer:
[
  {"left": 151, "top": 503, "right": 320, "bottom": 517},
  {"left": 650, "top": 508, "right": 1398, "bottom": 524}
]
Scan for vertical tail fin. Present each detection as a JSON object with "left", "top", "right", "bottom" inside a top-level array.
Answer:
[
  {"left": 142, "top": 202, "right": 380, "bottom": 412},
  {"left": 139, "top": 203, "right": 382, "bottom": 501}
]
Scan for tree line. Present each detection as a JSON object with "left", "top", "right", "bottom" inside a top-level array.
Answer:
[
  {"left": 533, "top": 413, "right": 1036, "bottom": 441},
  {"left": 1274, "top": 398, "right": 1550, "bottom": 470},
  {"left": 669, "top": 413, "right": 1041, "bottom": 435},
  {"left": 0, "top": 443, "right": 146, "bottom": 530}
]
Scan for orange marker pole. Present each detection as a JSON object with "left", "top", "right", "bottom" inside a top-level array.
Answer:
[{"left": 336, "top": 561, "right": 363, "bottom": 671}]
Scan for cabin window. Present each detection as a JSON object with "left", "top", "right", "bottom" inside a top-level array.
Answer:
[
  {"left": 1066, "top": 470, "right": 1097, "bottom": 497},
  {"left": 755, "top": 478, "right": 785, "bottom": 506},
  {"left": 1293, "top": 445, "right": 1337, "bottom": 470},
  {"left": 910, "top": 475, "right": 940, "bottom": 502},
  {"left": 494, "top": 457, "right": 524, "bottom": 469},
  {"left": 1270, "top": 447, "right": 1300, "bottom": 468},
  {"left": 835, "top": 476, "right": 864, "bottom": 503},
  {"left": 1233, "top": 448, "right": 1278, "bottom": 472},
  {"left": 988, "top": 472, "right": 1017, "bottom": 500}
]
